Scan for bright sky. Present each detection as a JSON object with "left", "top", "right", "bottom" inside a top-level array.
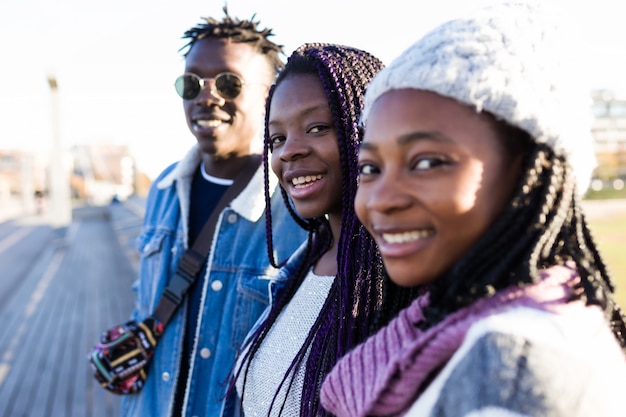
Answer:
[{"left": 0, "top": 0, "right": 624, "bottom": 179}]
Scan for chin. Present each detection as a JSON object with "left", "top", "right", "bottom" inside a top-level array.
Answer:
[
  {"left": 389, "top": 276, "right": 424, "bottom": 288},
  {"left": 196, "top": 139, "right": 217, "bottom": 154},
  {"left": 290, "top": 205, "right": 324, "bottom": 221},
  {"left": 385, "top": 265, "right": 434, "bottom": 288}
]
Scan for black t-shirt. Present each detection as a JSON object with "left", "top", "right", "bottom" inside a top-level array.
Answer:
[{"left": 173, "top": 164, "right": 230, "bottom": 416}]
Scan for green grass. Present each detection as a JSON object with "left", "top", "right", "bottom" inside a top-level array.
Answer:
[
  {"left": 584, "top": 186, "right": 626, "bottom": 200},
  {"left": 587, "top": 212, "right": 626, "bottom": 310}
]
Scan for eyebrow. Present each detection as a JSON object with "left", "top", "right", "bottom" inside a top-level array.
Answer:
[
  {"left": 359, "top": 131, "right": 451, "bottom": 151},
  {"left": 268, "top": 103, "right": 330, "bottom": 128}
]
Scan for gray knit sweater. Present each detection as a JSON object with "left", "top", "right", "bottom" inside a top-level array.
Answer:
[{"left": 236, "top": 269, "right": 334, "bottom": 416}]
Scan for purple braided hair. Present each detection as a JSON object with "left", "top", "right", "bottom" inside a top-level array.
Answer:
[{"left": 230, "top": 43, "right": 389, "bottom": 417}]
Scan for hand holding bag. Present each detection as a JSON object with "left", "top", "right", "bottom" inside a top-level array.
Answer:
[{"left": 90, "top": 317, "right": 163, "bottom": 394}]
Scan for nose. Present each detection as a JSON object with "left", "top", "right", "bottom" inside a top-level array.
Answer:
[
  {"left": 278, "top": 134, "right": 310, "bottom": 162},
  {"left": 195, "top": 80, "right": 225, "bottom": 106},
  {"left": 360, "top": 171, "right": 413, "bottom": 214}
]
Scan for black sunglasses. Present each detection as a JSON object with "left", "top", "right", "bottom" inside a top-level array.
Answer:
[{"left": 174, "top": 72, "right": 245, "bottom": 101}]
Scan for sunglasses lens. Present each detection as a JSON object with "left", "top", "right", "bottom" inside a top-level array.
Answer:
[
  {"left": 174, "top": 73, "right": 244, "bottom": 100},
  {"left": 215, "top": 73, "right": 243, "bottom": 100},
  {"left": 175, "top": 75, "right": 201, "bottom": 100}
]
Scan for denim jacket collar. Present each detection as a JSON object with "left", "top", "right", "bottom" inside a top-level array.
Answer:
[{"left": 156, "top": 144, "right": 279, "bottom": 246}]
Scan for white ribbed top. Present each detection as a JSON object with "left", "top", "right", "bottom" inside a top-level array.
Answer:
[{"left": 236, "top": 269, "right": 334, "bottom": 416}]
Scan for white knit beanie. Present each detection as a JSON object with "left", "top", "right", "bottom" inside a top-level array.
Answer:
[{"left": 363, "top": 1, "right": 596, "bottom": 193}]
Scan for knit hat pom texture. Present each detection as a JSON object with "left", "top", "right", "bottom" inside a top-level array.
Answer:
[{"left": 363, "top": 2, "right": 596, "bottom": 193}]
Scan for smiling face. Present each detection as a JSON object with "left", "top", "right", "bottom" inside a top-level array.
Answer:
[
  {"left": 183, "top": 37, "right": 273, "bottom": 160},
  {"left": 269, "top": 73, "right": 342, "bottom": 221},
  {"left": 355, "top": 89, "right": 523, "bottom": 287}
]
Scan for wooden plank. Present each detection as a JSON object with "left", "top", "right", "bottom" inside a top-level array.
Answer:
[
  {"left": 0, "top": 246, "right": 66, "bottom": 416},
  {"left": 0, "top": 206, "right": 137, "bottom": 417}
]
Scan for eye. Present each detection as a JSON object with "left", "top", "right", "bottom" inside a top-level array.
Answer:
[
  {"left": 413, "top": 155, "right": 449, "bottom": 171},
  {"left": 357, "top": 162, "right": 379, "bottom": 177},
  {"left": 269, "top": 134, "right": 286, "bottom": 149},
  {"left": 308, "top": 124, "right": 331, "bottom": 134}
]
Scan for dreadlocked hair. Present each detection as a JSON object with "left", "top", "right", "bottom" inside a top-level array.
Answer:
[
  {"left": 230, "top": 43, "right": 416, "bottom": 417},
  {"left": 419, "top": 119, "right": 626, "bottom": 351},
  {"left": 179, "top": 6, "right": 284, "bottom": 74}
]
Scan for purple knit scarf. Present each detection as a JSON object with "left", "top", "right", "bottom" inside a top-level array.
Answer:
[{"left": 320, "top": 263, "right": 581, "bottom": 417}]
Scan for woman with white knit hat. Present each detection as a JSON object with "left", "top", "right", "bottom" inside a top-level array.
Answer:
[{"left": 320, "top": 2, "right": 626, "bottom": 416}]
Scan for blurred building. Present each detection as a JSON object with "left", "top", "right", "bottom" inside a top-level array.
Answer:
[
  {"left": 70, "top": 144, "right": 136, "bottom": 204},
  {"left": 0, "top": 144, "right": 148, "bottom": 210},
  {"left": 0, "top": 151, "right": 46, "bottom": 195},
  {"left": 591, "top": 89, "right": 626, "bottom": 184}
]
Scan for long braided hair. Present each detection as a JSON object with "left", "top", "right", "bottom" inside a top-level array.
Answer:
[
  {"left": 419, "top": 117, "right": 626, "bottom": 351},
  {"left": 232, "top": 43, "right": 417, "bottom": 416}
]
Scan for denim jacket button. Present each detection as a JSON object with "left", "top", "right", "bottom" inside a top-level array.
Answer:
[
  {"left": 161, "top": 372, "right": 171, "bottom": 381},
  {"left": 200, "top": 348, "right": 211, "bottom": 359},
  {"left": 227, "top": 213, "right": 238, "bottom": 223},
  {"left": 211, "top": 280, "right": 223, "bottom": 291}
]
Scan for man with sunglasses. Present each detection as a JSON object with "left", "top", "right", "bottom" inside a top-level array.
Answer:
[{"left": 120, "top": 8, "right": 306, "bottom": 417}]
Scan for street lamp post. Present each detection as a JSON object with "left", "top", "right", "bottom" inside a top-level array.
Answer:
[{"left": 48, "top": 75, "right": 71, "bottom": 227}]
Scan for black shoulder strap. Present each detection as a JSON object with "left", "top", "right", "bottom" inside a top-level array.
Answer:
[{"left": 152, "top": 155, "right": 262, "bottom": 326}]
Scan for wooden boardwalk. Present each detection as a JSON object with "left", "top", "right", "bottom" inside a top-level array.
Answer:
[{"left": 0, "top": 200, "right": 144, "bottom": 417}]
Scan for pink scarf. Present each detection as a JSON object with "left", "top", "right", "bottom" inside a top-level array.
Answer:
[{"left": 320, "top": 263, "right": 581, "bottom": 417}]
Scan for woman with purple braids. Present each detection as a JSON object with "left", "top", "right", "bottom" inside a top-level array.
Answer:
[{"left": 228, "top": 43, "right": 418, "bottom": 416}]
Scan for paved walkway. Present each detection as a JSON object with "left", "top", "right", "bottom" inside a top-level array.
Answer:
[{"left": 0, "top": 200, "right": 144, "bottom": 417}]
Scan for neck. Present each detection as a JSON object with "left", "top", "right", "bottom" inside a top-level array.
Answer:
[
  {"left": 201, "top": 153, "right": 257, "bottom": 179},
  {"left": 313, "top": 214, "right": 341, "bottom": 276}
]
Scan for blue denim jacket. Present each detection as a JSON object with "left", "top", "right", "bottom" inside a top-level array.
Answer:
[
  {"left": 233, "top": 240, "right": 311, "bottom": 416},
  {"left": 238, "top": 239, "right": 308, "bottom": 343},
  {"left": 247, "top": 240, "right": 310, "bottom": 336},
  {"left": 120, "top": 145, "right": 306, "bottom": 417}
]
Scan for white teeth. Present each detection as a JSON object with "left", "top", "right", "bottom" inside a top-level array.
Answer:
[
  {"left": 291, "top": 174, "right": 323, "bottom": 188},
  {"left": 382, "top": 230, "right": 433, "bottom": 244},
  {"left": 196, "top": 119, "right": 224, "bottom": 128}
]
